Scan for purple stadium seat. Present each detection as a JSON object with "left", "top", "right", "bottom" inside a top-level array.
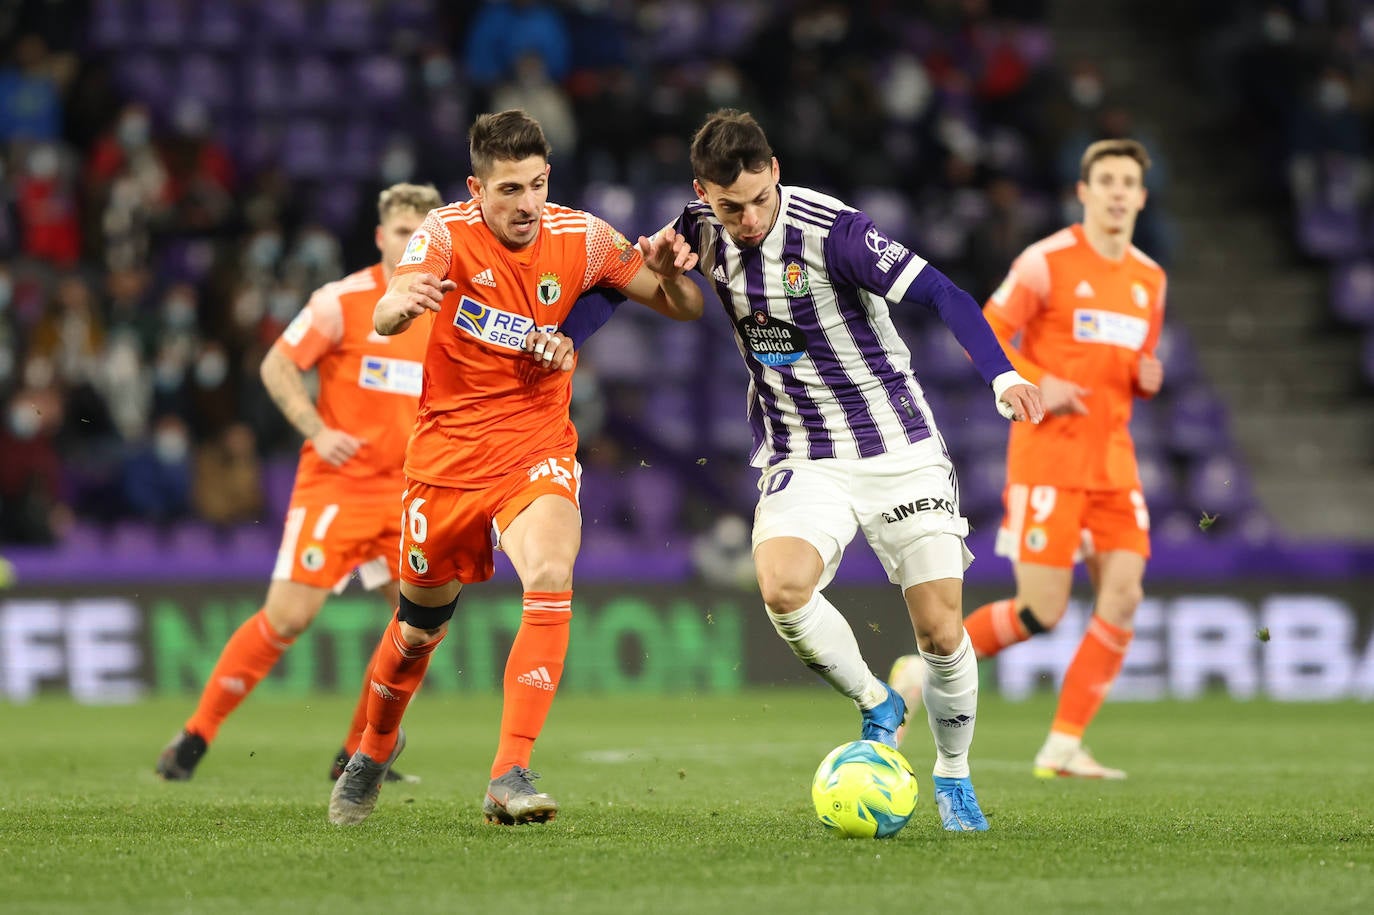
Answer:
[
  {"left": 1153, "top": 323, "right": 1201, "bottom": 386},
  {"left": 1014, "top": 25, "right": 1055, "bottom": 68},
  {"left": 256, "top": 0, "right": 311, "bottom": 46},
  {"left": 1129, "top": 399, "right": 1166, "bottom": 454},
  {"left": 577, "top": 464, "right": 621, "bottom": 529},
  {"left": 580, "top": 319, "right": 652, "bottom": 382},
  {"left": 1184, "top": 454, "right": 1254, "bottom": 518},
  {"left": 318, "top": 0, "right": 374, "bottom": 52},
  {"left": 116, "top": 55, "right": 172, "bottom": 112},
  {"left": 176, "top": 54, "right": 235, "bottom": 112},
  {"left": 654, "top": 320, "right": 701, "bottom": 381},
  {"left": 957, "top": 452, "right": 1007, "bottom": 523},
  {"left": 142, "top": 0, "right": 189, "bottom": 49},
  {"left": 623, "top": 465, "right": 683, "bottom": 538},
  {"left": 1167, "top": 387, "right": 1232, "bottom": 458},
  {"left": 280, "top": 120, "right": 333, "bottom": 179},
  {"left": 353, "top": 56, "right": 408, "bottom": 108},
  {"left": 310, "top": 182, "right": 361, "bottom": 234},
  {"left": 262, "top": 457, "right": 298, "bottom": 524},
  {"left": 1296, "top": 201, "right": 1364, "bottom": 261},
  {"left": 88, "top": 0, "right": 133, "bottom": 49},
  {"left": 291, "top": 56, "right": 343, "bottom": 113},
  {"left": 1331, "top": 259, "right": 1374, "bottom": 326},
  {"left": 1136, "top": 451, "right": 1178, "bottom": 516},
  {"left": 244, "top": 55, "right": 290, "bottom": 113},
  {"left": 641, "top": 384, "right": 698, "bottom": 451},
  {"left": 641, "top": 2, "right": 707, "bottom": 61},
  {"left": 336, "top": 121, "right": 379, "bottom": 180},
  {"left": 195, "top": 2, "right": 246, "bottom": 49}
]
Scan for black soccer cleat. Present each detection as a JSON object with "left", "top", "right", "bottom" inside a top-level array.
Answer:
[{"left": 156, "top": 730, "right": 208, "bottom": 781}]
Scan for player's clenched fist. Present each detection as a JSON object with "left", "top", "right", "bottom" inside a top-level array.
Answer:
[{"left": 374, "top": 272, "right": 458, "bottom": 335}]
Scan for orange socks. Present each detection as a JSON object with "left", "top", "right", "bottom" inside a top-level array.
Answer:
[
  {"left": 490, "top": 591, "right": 572, "bottom": 778},
  {"left": 963, "top": 598, "right": 1030, "bottom": 659},
  {"left": 358, "top": 614, "right": 444, "bottom": 762},
  {"left": 185, "top": 609, "right": 293, "bottom": 743},
  {"left": 341, "top": 636, "right": 387, "bottom": 756},
  {"left": 1050, "top": 615, "right": 1133, "bottom": 738}
]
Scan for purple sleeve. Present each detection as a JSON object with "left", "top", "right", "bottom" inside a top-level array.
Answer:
[
  {"left": 825, "top": 210, "right": 1013, "bottom": 386},
  {"left": 560, "top": 288, "right": 626, "bottom": 349}
]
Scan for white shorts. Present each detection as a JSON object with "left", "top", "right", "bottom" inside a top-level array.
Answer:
[{"left": 750, "top": 438, "right": 974, "bottom": 590}]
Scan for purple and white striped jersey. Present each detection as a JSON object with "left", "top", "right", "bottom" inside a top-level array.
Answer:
[{"left": 673, "top": 184, "right": 1014, "bottom": 468}]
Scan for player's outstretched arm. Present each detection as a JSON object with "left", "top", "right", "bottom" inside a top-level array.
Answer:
[
  {"left": 260, "top": 346, "right": 364, "bottom": 466},
  {"left": 621, "top": 226, "right": 704, "bottom": 321},
  {"left": 374, "top": 272, "right": 456, "bottom": 335}
]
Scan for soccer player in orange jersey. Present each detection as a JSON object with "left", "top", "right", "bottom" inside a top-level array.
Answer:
[
  {"left": 155, "top": 184, "right": 444, "bottom": 783},
  {"left": 890, "top": 139, "right": 1166, "bottom": 779},
  {"left": 327, "top": 109, "right": 704, "bottom": 826}
]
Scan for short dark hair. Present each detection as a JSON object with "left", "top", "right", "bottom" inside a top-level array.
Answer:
[
  {"left": 1079, "top": 138, "right": 1151, "bottom": 183},
  {"left": 690, "top": 108, "right": 774, "bottom": 188},
  {"left": 469, "top": 109, "right": 552, "bottom": 178}
]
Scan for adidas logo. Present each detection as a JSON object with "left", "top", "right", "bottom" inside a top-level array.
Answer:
[
  {"left": 935, "top": 714, "right": 974, "bottom": 728},
  {"left": 1074, "top": 280, "right": 1095, "bottom": 298},
  {"left": 472, "top": 268, "right": 497, "bottom": 288},
  {"left": 370, "top": 680, "right": 398, "bottom": 701},
  {"left": 712, "top": 264, "right": 728, "bottom": 284},
  {"left": 516, "top": 666, "right": 557, "bottom": 691}
]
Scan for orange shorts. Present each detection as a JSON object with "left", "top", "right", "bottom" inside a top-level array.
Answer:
[
  {"left": 271, "top": 483, "right": 404, "bottom": 592},
  {"left": 993, "top": 483, "right": 1151, "bottom": 567},
  {"left": 399, "top": 454, "right": 582, "bottom": 586}
]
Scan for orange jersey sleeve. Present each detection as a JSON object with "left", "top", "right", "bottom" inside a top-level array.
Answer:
[
  {"left": 393, "top": 209, "right": 455, "bottom": 279},
  {"left": 275, "top": 288, "right": 345, "bottom": 370},
  {"left": 581, "top": 216, "right": 643, "bottom": 291}
]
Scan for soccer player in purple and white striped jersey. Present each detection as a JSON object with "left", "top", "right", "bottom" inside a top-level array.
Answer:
[
  {"left": 554, "top": 109, "right": 1043, "bottom": 831},
  {"left": 685, "top": 110, "right": 1041, "bottom": 831}
]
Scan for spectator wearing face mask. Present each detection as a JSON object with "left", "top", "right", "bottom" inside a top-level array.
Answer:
[
  {"left": 120, "top": 414, "right": 193, "bottom": 525},
  {"left": 0, "top": 388, "right": 67, "bottom": 544}
]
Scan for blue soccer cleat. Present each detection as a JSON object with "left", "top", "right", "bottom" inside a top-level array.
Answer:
[
  {"left": 860, "top": 680, "right": 908, "bottom": 749},
  {"left": 933, "top": 775, "right": 990, "bottom": 831}
]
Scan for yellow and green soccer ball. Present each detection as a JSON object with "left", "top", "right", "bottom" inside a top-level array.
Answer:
[{"left": 811, "top": 740, "right": 919, "bottom": 838}]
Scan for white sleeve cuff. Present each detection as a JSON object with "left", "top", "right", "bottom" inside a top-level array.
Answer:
[{"left": 991, "top": 370, "right": 1030, "bottom": 401}]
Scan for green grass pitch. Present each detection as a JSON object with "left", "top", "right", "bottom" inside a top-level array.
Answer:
[{"left": 2, "top": 691, "right": 1370, "bottom": 914}]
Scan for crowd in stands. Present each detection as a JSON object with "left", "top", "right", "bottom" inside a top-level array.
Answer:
[{"left": 1, "top": 0, "right": 1258, "bottom": 568}]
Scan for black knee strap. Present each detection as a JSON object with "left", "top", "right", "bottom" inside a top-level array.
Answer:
[
  {"left": 1019, "top": 605, "right": 1048, "bottom": 636},
  {"left": 398, "top": 593, "right": 458, "bottom": 630}
]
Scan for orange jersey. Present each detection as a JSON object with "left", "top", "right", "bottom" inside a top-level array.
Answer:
[
  {"left": 984, "top": 224, "right": 1166, "bottom": 490},
  {"left": 273, "top": 263, "right": 431, "bottom": 496},
  {"left": 395, "top": 199, "right": 642, "bottom": 488}
]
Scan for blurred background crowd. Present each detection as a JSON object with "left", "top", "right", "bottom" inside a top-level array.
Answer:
[{"left": 0, "top": 0, "right": 1370, "bottom": 574}]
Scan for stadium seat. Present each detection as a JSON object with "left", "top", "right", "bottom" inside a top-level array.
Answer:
[
  {"left": 1166, "top": 386, "right": 1233, "bottom": 458},
  {"left": 291, "top": 56, "right": 344, "bottom": 113},
  {"left": 317, "top": 0, "right": 375, "bottom": 52},
  {"left": 1184, "top": 454, "right": 1255, "bottom": 519},
  {"left": 87, "top": 0, "right": 132, "bottom": 50},
  {"left": 280, "top": 120, "right": 334, "bottom": 179},
  {"left": 1330, "top": 259, "right": 1374, "bottom": 327},
  {"left": 256, "top": 0, "right": 312, "bottom": 47},
  {"left": 195, "top": 2, "right": 247, "bottom": 50},
  {"left": 244, "top": 55, "right": 290, "bottom": 113},
  {"left": 143, "top": 0, "right": 189, "bottom": 49},
  {"left": 1296, "top": 201, "right": 1365, "bottom": 261},
  {"left": 176, "top": 54, "right": 235, "bottom": 113}
]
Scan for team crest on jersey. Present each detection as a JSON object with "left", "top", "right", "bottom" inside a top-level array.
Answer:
[
  {"left": 736, "top": 311, "right": 807, "bottom": 367},
  {"left": 455, "top": 295, "right": 556, "bottom": 351},
  {"left": 536, "top": 272, "right": 562, "bottom": 306},
  {"left": 400, "top": 230, "right": 429, "bottom": 266},
  {"left": 1131, "top": 281, "right": 1150, "bottom": 308},
  {"left": 782, "top": 261, "right": 810, "bottom": 297},
  {"left": 407, "top": 544, "right": 429, "bottom": 575},
  {"left": 1024, "top": 527, "right": 1048, "bottom": 553},
  {"left": 300, "top": 543, "right": 326, "bottom": 572}
]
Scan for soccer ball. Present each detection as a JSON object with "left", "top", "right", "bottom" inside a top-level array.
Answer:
[{"left": 811, "top": 740, "right": 919, "bottom": 838}]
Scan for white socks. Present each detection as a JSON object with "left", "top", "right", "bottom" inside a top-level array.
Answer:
[
  {"left": 766, "top": 592, "right": 885, "bottom": 709},
  {"left": 921, "top": 631, "right": 979, "bottom": 778}
]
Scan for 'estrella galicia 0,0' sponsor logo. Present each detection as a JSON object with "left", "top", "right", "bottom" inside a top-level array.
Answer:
[
  {"left": 736, "top": 311, "right": 807, "bottom": 366},
  {"left": 881, "top": 497, "right": 953, "bottom": 523}
]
